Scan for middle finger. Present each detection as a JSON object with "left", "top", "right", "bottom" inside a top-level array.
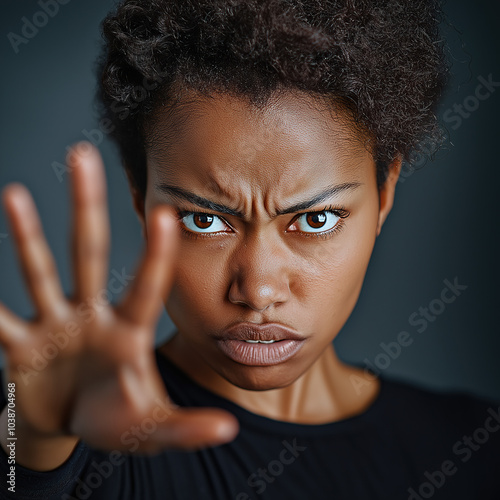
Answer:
[{"left": 68, "top": 142, "right": 110, "bottom": 303}]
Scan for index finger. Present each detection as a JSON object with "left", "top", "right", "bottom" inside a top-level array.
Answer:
[{"left": 117, "top": 206, "right": 179, "bottom": 328}]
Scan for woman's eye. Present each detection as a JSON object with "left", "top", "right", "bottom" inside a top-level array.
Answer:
[
  {"left": 291, "top": 211, "right": 341, "bottom": 233},
  {"left": 181, "top": 213, "right": 228, "bottom": 233}
]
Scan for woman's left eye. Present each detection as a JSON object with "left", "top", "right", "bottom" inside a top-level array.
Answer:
[
  {"left": 290, "top": 211, "right": 341, "bottom": 233},
  {"left": 180, "top": 213, "right": 228, "bottom": 233}
]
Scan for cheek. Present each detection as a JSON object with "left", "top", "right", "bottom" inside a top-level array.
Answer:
[
  {"left": 301, "top": 248, "right": 369, "bottom": 321},
  {"left": 165, "top": 243, "right": 229, "bottom": 323},
  {"left": 300, "top": 211, "right": 378, "bottom": 328}
]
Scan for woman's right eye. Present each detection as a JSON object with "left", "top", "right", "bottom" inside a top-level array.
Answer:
[{"left": 180, "top": 212, "right": 229, "bottom": 234}]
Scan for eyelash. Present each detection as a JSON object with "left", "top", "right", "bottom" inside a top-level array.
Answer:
[{"left": 176, "top": 205, "right": 350, "bottom": 241}]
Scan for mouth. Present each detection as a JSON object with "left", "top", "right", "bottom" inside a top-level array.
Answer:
[
  {"left": 241, "top": 339, "right": 278, "bottom": 344},
  {"left": 215, "top": 322, "right": 307, "bottom": 366}
]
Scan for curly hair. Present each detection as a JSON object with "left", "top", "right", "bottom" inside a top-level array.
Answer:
[{"left": 95, "top": 0, "right": 449, "bottom": 198}]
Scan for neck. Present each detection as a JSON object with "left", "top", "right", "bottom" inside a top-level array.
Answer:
[{"left": 159, "top": 333, "right": 380, "bottom": 424}]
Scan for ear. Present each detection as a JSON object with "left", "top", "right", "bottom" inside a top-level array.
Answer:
[
  {"left": 376, "top": 157, "right": 402, "bottom": 237},
  {"left": 127, "top": 175, "right": 147, "bottom": 239}
]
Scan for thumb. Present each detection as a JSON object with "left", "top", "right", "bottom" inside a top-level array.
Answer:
[{"left": 152, "top": 407, "right": 240, "bottom": 451}]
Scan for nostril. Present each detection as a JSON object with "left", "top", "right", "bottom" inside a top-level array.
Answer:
[{"left": 228, "top": 285, "right": 274, "bottom": 312}]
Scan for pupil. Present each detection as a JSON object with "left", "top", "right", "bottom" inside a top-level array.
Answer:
[
  {"left": 307, "top": 212, "right": 326, "bottom": 229},
  {"left": 194, "top": 214, "right": 214, "bottom": 229}
]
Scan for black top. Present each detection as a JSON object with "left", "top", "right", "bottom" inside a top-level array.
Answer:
[{"left": 1, "top": 350, "right": 499, "bottom": 500}]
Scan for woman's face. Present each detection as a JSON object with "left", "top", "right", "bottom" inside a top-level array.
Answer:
[{"left": 141, "top": 91, "right": 398, "bottom": 391}]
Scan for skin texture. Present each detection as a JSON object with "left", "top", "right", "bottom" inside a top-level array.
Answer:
[{"left": 132, "top": 90, "right": 401, "bottom": 424}]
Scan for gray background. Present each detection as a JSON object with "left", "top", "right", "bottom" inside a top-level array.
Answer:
[{"left": 0, "top": 0, "right": 499, "bottom": 401}]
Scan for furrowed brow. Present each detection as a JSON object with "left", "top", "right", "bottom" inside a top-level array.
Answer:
[
  {"left": 157, "top": 185, "right": 244, "bottom": 217},
  {"left": 276, "top": 182, "right": 362, "bottom": 215},
  {"left": 157, "top": 181, "right": 362, "bottom": 218}
]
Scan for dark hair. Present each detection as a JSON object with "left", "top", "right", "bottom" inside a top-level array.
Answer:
[{"left": 95, "top": 0, "right": 449, "bottom": 198}]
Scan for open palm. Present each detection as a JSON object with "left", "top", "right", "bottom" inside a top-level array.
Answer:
[{"left": 0, "top": 142, "right": 238, "bottom": 469}]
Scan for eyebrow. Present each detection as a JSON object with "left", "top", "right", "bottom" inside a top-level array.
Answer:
[{"left": 156, "top": 182, "right": 362, "bottom": 218}]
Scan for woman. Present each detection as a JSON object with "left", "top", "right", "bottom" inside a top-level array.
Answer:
[{"left": 0, "top": 0, "right": 499, "bottom": 498}]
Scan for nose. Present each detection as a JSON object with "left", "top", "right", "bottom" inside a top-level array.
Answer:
[{"left": 228, "top": 231, "right": 291, "bottom": 312}]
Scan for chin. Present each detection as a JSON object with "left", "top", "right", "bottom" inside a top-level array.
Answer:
[{"left": 219, "top": 363, "right": 301, "bottom": 392}]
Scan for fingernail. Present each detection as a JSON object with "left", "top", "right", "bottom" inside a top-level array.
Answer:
[
  {"left": 216, "top": 422, "right": 239, "bottom": 442},
  {"left": 75, "top": 141, "right": 94, "bottom": 156}
]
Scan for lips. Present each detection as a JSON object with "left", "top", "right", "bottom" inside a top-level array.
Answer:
[
  {"left": 217, "top": 322, "right": 306, "bottom": 342},
  {"left": 215, "top": 322, "right": 307, "bottom": 366}
]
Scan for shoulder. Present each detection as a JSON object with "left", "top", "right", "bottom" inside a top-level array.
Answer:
[
  {"left": 380, "top": 375, "right": 499, "bottom": 427},
  {"left": 377, "top": 374, "right": 500, "bottom": 462},
  {"left": 352, "top": 368, "right": 500, "bottom": 433},
  {"left": 370, "top": 376, "right": 500, "bottom": 496}
]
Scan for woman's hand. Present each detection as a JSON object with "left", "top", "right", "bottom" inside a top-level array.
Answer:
[{"left": 0, "top": 142, "right": 238, "bottom": 465}]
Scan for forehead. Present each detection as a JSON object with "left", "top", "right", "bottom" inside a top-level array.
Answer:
[{"left": 145, "top": 90, "right": 374, "bottom": 198}]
